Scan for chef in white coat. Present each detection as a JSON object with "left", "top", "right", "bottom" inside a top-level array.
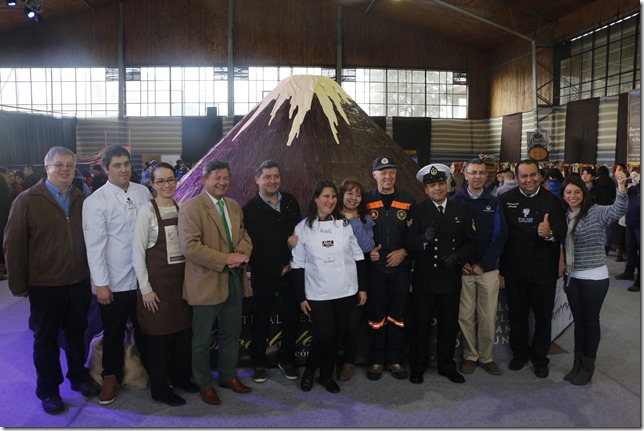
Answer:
[{"left": 291, "top": 180, "right": 366, "bottom": 394}]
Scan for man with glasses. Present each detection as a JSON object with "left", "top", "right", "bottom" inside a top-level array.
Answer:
[
  {"left": 4, "top": 146, "right": 99, "bottom": 414},
  {"left": 451, "top": 158, "right": 508, "bottom": 376},
  {"left": 82, "top": 145, "right": 153, "bottom": 405}
]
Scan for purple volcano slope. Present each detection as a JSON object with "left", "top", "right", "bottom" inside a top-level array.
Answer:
[{"left": 174, "top": 75, "right": 426, "bottom": 210}]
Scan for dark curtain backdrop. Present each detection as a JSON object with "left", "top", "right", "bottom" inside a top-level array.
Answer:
[
  {"left": 564, "top": 98, "right": 600, "bottom": 164},
  {"left": 181, "top": 116, "right": 223, "bottom": 165},
  {"left": 392, "top": 117, "right": 431, "bottom": 167},
  {"left": 0, "top": 111, "right": 77, "bottom": 164},
  {"left": 500, "top": 113, "right": 522, "bottom": 163},
  {"left": 615, "top": 92, "right": 629, "bottom": 164},
  {"left": 370, "top": 116, "right": 386, "bottom": 132}
]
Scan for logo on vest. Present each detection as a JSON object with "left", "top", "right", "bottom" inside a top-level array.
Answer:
[
  {"left": 518, "top": 208, "right": 533, "bottom": 223},
  {"left": 396, "top": 209, "right": 407, "bottom": 220},
  {"left": 322, "top": 240, "right": 334, "bottom": 248}
]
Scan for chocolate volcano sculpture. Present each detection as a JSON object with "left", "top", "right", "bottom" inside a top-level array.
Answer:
[{"left": 174, "top": 75, "right": 426, "bottom": 209}]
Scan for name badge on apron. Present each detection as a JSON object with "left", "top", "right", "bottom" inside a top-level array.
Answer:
[{"left": 165, "top": 224, "right": 186, "bottom": 264}]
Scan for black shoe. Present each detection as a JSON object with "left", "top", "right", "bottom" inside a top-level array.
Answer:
[
  {"left": 438, "top": 371, "right": 465, "bottom": 383},
  {"left": 508, "top": 358, "right": 527, "bottom": 371},
  {"left": 318, "top": 378, "right": 340, "bottom": 393},
  {"left": 173, "top": 381, "right": 199, "bottom": 393},
  {"left": 615, "top": 272, "right": 635, "bottom": 281},
  {"left": 409, "top": 372, "right": 424, "bottom": 384},
  {"left": 628, "top": 283, "right": 640, "bottom": 292},
  {"left": 534, "top": 364, "right": 549, "bottom": 378},
  {"left": 41, "top": 395, "right": 64, "bottom": 415},
  {"left": 154, "top": 391, "right": 186, "bottom": 407},
  {"left": 300, "top": 372, "right": 314, "bottom": 392},
  {"left": 71, "top": 379, "right": 100, "bottom": 397}
]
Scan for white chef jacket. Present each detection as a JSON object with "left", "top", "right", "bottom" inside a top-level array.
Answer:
[
  {"left": 83, "top": 181, "right": 153, "bottom": 292},
  {"left": 291, "top": 217, "right": 364, "bottom": 301}
]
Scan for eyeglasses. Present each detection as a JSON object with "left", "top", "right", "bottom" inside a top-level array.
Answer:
[
  {"left": 50, "top": 163, "right": 76, "bottom": 170},
  {"left": 154, "top": 177, "right": 177, "bottom": 186}
]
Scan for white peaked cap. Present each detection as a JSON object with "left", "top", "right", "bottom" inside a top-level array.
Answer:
[{"left": 416, "top": 163, "right": 452, "bottom": 183}]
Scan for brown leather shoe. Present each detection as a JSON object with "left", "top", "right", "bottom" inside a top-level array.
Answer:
[
  {"left": 199, "top": 387, "right": 221, "bottom": 405},
  {"left": 460, "top": 360, "right": 477, "bottom": 374},
  {"left": 219, "top": 376, "right": 251, "bottom": 394},
  {"left": 98, "top": 375, "right": 120, "bottom": 405},
  {"left": 479, "top": 361, "right": 503, "bottom": 375}
]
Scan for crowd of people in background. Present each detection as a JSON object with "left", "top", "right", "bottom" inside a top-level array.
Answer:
[{"left": 0, "top": 147, "right": 640, "bottom": 415}]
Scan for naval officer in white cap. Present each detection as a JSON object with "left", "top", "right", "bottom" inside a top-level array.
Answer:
[{"left": 404, "top": 163, "right": 477, "bottom": 385}]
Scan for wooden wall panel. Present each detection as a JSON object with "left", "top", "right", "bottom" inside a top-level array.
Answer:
[
  {"left": 488, "top": 0, "right": 639, "bottom": 118},
  {"left": 234, "top": 0, "right": 335, "bottom": 66},
  {"left": 0, "top": 4, "right": 119, "bottom": 67},
  {"left": 124, "top": 0, "right": 228, "bottom": 65}
]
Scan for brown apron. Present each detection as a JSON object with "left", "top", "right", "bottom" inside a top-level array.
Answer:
[{"left": 137, "top": 200, "right": 192, "bottom": 335}]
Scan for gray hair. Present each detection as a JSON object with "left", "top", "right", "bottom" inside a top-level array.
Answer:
[
  {"left": 202, "top": 159, "right": 231, "bottom": 178},
  {"left": 44, "top": 146, "right": 76, "bottom": 166},
  {"left": 255, "top": 160, "right": 280, "bottom": 177}
]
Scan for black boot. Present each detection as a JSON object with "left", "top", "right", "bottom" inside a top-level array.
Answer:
[
  {"left": 563, "top": 352, "right": 582, "bottom": 382},
  {"left": 571, "top": 356, "right": 595, "bottom": 386}
]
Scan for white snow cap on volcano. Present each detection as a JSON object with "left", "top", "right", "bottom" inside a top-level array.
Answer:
[{"left": 232, "top": 75, "right": 352, "bottom": 146}]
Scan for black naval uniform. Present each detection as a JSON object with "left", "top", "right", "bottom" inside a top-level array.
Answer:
[{"left": 404, "top": 199, "right": 477, "bottom": 378}]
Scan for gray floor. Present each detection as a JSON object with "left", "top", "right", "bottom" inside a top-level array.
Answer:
[{"left": 0, "top": 254, "right": 640, "bottom": 428}]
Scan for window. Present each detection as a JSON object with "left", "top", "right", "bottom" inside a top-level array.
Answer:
[
  {"left": 558, "top": 13, "right": 640, "bottom": 104},
  {"left": 0, "top": 66, "right": 468, "bottom": 119},
  {"left": 342, "top": 68, "right": 468, "bottom": 118}
]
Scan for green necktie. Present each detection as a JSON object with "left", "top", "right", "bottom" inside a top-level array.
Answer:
[{"left": 217, "top": 199, "right": 234, "bottom": 253}]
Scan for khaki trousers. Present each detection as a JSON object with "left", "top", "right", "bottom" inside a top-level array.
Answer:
[{"left": 458, "top": 269, "right": 500, "bottom": 363}]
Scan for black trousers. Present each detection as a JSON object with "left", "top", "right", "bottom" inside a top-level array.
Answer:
[
  {"left": 566, "top": 277, "right": 609, "bottom": 358},
  {"left": 29, "top": 280, "right": 92, "bottom": 399},
  {"left": 408, "top": 290, "right": 460, "bottom": 375},
  {"left": 504, "top": 278, "right": 556, "bottom": 366},
  {"left": 144, "top": 328, "right": 192, "bottom": 400},
  {"left": 99, "top": 289, "right": 144, "bottom": 382},
  {"left": 342, "top": 302, "right": 366, "bottom": 364},
  {"left": 250, "top": 286, "right": 300, "bottom": 368},
  {"left": 305, "top": 295, "right": 355, "bottom": 382},
  {"left": 366, "top": 268, "right": 410, "bottom": 365}
]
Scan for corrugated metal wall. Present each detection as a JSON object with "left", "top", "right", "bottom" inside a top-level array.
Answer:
[
  {"left": 76, "top": 117, "right": 182, "bottom": 156},
  {"left": 597, "top": 96, "right": 620, "bottom": 165},
  {"left": 75, "top": 96, "right": 621, "bottom": 168}
]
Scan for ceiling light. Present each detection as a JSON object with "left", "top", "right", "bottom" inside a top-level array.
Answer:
[
  {"left": 25, "top": 6, "right": 36, "bottom": 19},
  {"left": 6, "top": 0, "right": 17, "bottom": 6}
]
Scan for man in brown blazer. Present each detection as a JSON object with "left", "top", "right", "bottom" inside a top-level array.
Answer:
[{"left": 178, "top": 159, "right": 253, "bottom": 406}]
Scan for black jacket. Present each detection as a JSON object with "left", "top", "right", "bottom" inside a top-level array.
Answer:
[
  {"left": 498, "top": 186, "right": 566, "bottom": 283},
  {"left": 404, "top": 199, "right": 477, "bottom": 294},
  {"left": 242, "top": 191, "right": 301, "bottom": 289},
  {"left": 365, "top": 187, "right": 415, "bottom": 273}
]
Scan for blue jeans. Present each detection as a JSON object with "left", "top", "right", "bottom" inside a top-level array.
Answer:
[{"left": 566, "top": 277, "right": 609, "bottom": 357}]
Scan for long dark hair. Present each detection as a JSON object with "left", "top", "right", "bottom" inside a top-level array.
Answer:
[
  {"left": 561, "top": 174, "right": 594, "bottom": 233},
  {"left": 305, "top": 180, "right": 342, "bottom": 229},
  {"left": 338, "top": 177, "right": 367, "bottom": 223}
]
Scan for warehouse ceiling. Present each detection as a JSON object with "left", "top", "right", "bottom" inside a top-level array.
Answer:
[{"left": 0, "top": 0, "right": 609, "bottom": 50}]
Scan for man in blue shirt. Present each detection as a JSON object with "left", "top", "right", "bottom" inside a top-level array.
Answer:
[
  {"left": 451, "top": 158, "right": 508, "bottom": 376},
  {"left": 4, "top": 146, "right": 99, "bottom": 415}
]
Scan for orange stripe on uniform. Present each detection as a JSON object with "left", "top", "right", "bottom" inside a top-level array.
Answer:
[
  {"left": 387, "top": 315, "right": 405, "bottom": 328},
  {"left": 391, "top": 201, "right": 411, "bottom": 210},
  {"left": 368, "top": 318, "right": 386, "bottom": 329},
  {"left": 366, "top": 201, "right": 384, "bottom": 210}
]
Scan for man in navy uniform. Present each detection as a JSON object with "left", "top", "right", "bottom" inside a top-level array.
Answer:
[{"left": 404, "top": 163, "right": 477, "bottom": 384}]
